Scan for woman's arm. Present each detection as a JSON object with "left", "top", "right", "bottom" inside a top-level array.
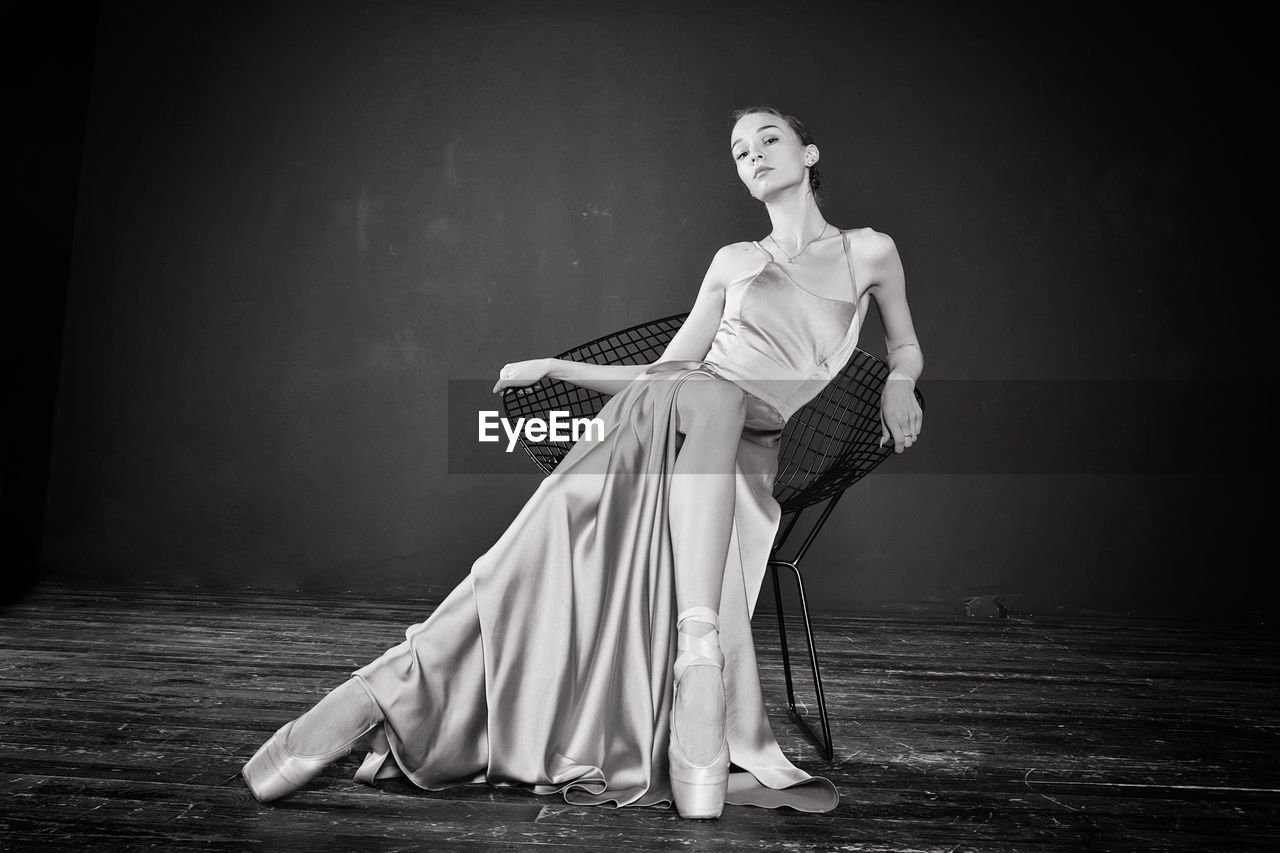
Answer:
[
  {"left": 652, "top": 244, "right": 737, "bottom": 363},
  {"left": 860, "top": 231, "right": 924, "bottom": 453},
  {"left": 491, "top": 246, "right": 735, "bottom": 397},
  {"left": 543, "top": 360, "right": 650, "bottom": 396}
]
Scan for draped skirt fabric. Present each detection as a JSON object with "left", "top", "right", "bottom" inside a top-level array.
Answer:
[{"left": 351, "top": 362, "right": 839, "bottom": 812}]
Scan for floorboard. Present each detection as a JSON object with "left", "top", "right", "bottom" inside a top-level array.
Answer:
[{"left": 1, "top": 578, "right": 1276, "bottom": 851}]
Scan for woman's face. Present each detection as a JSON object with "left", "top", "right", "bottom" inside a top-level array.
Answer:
[{"left": 730, "top": 112, "right": 812, "bottom": 201}]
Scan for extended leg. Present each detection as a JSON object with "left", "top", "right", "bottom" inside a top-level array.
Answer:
[
  {"left": 287, "top": 676, "right": 383, "bottom": 755},
  {"left": 242, "top": 676, "right": 384, "bottom": 802}
]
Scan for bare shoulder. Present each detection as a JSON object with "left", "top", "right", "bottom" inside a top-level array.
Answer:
[
  {"left": 842, "top": 226, "right": 898, "bottom": 265},
  {"left": 707, "top": 240, "right": 766, "bottom": 284},
  {"left": 714, "top": 240, "right": 766, "bottom": 265}
]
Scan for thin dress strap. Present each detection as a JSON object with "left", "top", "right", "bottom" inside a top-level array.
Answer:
[{"left": 839, "top": 229, "right": 860, "bottom": 304}]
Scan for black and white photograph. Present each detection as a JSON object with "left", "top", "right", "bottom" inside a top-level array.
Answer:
[{"left": 3, "top": 1, "right": 1274, "bottom": 850}]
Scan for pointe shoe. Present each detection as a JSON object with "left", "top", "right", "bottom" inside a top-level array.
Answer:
[
  {"left": 668, "top": 605, "right": 730, "bottom": 819},
  {"left": 241, "top": 719, "right": 370, "bottom": 803}
]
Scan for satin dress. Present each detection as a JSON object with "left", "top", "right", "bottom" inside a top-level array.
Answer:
[{"left": 351, "top": 232, "right": 866, "bottom": 813}]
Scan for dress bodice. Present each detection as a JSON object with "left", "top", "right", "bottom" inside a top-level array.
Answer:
[{"left": 700, "top": 230, "right": 864, "bottom": 424}]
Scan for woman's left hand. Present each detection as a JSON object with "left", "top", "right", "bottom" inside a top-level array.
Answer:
[{"left": 879, "top": 372, "right": 922, "bottom": 453}]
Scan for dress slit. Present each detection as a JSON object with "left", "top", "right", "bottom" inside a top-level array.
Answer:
[{"left": 351, "top": 365, "right": 839, "bottom": 812}]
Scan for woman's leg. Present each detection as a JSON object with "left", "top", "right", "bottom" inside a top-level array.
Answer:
[
  {"left": 242, "top": 676, "right": 384, "bottom": 802},
  {"left": 668, "top": 376, "right": 746, "bottom": 763},
  {"left": 285, "top": 676, "right": 383, "bottom": 755}
]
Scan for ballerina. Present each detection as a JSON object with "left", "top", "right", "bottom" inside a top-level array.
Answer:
[{"left": 242, "top": 104, "right": 924, "bottom": 818}]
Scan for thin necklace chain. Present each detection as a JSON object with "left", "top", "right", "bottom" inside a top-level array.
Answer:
[{"left": 768, "top": 223, "right": 831, "bottom": 263}]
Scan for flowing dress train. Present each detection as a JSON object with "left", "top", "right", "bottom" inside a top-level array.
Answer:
[{"left": 351, "top": 233, "right": 867, "bottom": 812}]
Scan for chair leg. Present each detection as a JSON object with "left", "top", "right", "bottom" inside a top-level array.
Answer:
[
  {"left": 769, "top": 559, "right": 834, "bottom": 762},
  {"left": 770, "top": 564, "right": 799, "bottom": 713}
]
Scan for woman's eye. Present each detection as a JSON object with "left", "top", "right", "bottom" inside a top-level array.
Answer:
[
  {"left": 764, "top": 136, "right": 778, "bottom": 145},
  {"left": 735, "top": 151, "right": 747, "bottom": 160}
]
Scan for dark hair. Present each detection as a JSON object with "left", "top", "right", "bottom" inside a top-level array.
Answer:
[{"left": 730, "top": 104, "right": 821, "bottom": 200}]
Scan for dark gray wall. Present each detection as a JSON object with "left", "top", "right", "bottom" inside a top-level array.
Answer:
[
  {"left": 5, "top": 4, "right": 97, "bottom": 606},
  {"left": 40, "top": 1, "right": 1267, "bottom": 618}
]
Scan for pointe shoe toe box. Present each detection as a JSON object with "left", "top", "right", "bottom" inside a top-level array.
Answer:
[
  {"left": 668, "top": 736, "right": 730, "bottom": 818},
  {"left": 241, "top": 721, "right": 356, "bottom": 803}
]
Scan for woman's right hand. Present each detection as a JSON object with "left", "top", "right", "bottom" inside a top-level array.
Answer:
[{"left": 492, "top": 358, "right": 552, "bottom": 394}]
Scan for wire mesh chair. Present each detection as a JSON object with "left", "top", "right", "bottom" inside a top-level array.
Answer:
[{"left": 500, "top": 312, "right": 923, "bottom": 761}]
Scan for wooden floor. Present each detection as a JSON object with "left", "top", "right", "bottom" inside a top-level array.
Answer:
[{"left": 0, "top": 580, "right": 1276, "bottom": 852}]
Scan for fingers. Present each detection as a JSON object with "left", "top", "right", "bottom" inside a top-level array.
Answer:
[
  {"left": 901, "top": 416, "right": 923, "bottom": 451},
  {"left": 492, "top": 380, "right": 522, "bottom": 395},
  {"left": 906, "top": 405, "right": 923, "bottom": 448},
  {"left": 880, "top": 396, "right": 926, "bottom": 453},
  {"left": 882, "top": 415, "right": 921, "bottom": 453},
  {"left": 900, "top": 417, "right": 919, "bottom": 453},
  {"left": 492, "top": 374, "right": 531, "bottom": 396},
  {"left": 880, "top": 423, "right": 909, "bottom": 451}
]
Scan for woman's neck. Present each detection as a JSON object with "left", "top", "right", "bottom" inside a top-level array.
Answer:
[{"left": 763, "top": 186, "right": 828, "bottom": 252}]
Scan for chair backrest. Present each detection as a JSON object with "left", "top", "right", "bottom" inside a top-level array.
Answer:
[{"left": 499, "top": 313, "right": 922, "bottom": 514}]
